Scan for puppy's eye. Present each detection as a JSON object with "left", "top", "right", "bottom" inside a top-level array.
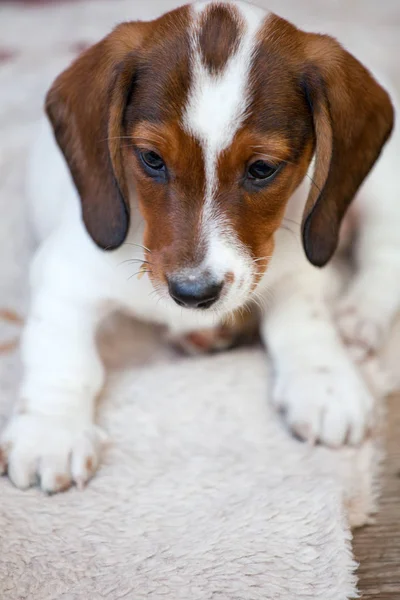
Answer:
[
  {"left": 247, "top": 160, "right": 278, "bottom": 181},
  {"left": 140, "top": 150, "right": 166, "bottom": 175}
]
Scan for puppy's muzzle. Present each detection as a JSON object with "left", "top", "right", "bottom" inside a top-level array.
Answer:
[{"left": 168, "top": 275, "right": 223, "bottom": 309}]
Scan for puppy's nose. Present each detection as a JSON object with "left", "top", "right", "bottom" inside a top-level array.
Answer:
[{"left": 168, "top": 276, "right": 223, "bottom": 309}]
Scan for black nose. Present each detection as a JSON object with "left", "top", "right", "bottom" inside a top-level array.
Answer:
[{"left": 168, "top": 277, "right": 223, "bottom": 309}]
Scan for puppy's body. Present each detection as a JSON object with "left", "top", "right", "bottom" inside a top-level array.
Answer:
[{"left": 1, "top": 0, "right": 398, "bottom": 492}]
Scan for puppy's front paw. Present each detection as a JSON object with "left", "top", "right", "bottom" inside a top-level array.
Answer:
[
  {"left": 0, "top": 413, "right": 106, "bottom": 493},
  {"left": 272, "top": 363, "right": 374, "bottom": 447}
]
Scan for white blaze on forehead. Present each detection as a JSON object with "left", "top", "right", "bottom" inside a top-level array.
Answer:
[
  {"left": 181, "top": 2, "right": 270, "bottom": 312},
  {"left": 184, "top": 1, "right": 269, "bottom": 199}
]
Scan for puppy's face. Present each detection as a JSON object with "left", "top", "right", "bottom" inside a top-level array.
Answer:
[
  {"left": 124, "top": 3, "right": 314, "bottom": 312},
  {"left": 46, "top": 1, "right": 393, "bottom": 315}
]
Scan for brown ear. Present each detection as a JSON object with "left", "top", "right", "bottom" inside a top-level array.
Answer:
[
  {"left": 301, "top": 34, "right": 394, "bottom": 267},
  {"left": 45, "top": 22, "right": 148, "bottom": 249}
]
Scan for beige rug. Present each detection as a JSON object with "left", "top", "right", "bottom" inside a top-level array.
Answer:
[{"left": 0, "top": 1, "right": 399, "bottom": 598}]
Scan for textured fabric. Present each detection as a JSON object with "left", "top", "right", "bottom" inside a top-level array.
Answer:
[{"left": 0, "top": 1, "right": 398, "bottom": 598}]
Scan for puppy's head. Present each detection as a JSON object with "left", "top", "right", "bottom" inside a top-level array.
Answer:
[{"left": 46, "top": 0, "right": 393, "bottom": 314}]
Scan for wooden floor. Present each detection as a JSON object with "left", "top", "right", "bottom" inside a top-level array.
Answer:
[{"left": 353, "top": 394, "right": 400, "bottom": 598}]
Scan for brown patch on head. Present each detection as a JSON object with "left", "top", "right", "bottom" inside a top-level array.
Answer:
[
  {"left": 124, "top": 7, "right": 192, "bottom": 126},
  {"left": 213, "top": 127, "right": 314, "bottom": 282},
  {"left": 198, "top": 3, "right": 243, "bottom": 75},
  {"left": 125, "top": 120, "right": 206, "bottom": 280},
  {"left": 248, "top": 29, "right": 314, "bottom": 163},
  {"left": 85, "top": 457, "right": 94, "bottom": 473}
]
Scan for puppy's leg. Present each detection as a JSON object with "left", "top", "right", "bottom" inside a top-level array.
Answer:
[
  {"left": 262, "top": 263, "right": 374, "bottom": 447},
  {"left": 336, "top": 131, "right": 400, "bottom": 357},
  {"left": 0, "top": 253, "right": 111, "bottom": 493}
]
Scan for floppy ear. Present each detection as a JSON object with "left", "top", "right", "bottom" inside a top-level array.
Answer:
[
  {"left": 301, "top": 34, "right": 394, "bottom": 267},
  {"left": 45, "top": 22, "right": 148, "bottom": 249}
]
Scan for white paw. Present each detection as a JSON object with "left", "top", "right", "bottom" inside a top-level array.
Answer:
[
  {"left": 272, "top": 364, "right": 374, "bottom": 447},
  {"left": 336, "top": 295, "right": 388, "bottom": 360},
  {"left": 0, "top": 413, "right": 106, "bottom": 493}
]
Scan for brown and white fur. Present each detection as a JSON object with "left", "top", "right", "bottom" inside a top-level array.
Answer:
[{"left": 0, "top": 0, "right": 398, "bottom": 493}]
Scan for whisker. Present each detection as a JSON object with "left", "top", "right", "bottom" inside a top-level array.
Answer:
[
  {"left": 250, "top": 294, "right": 264, "bottom": 314},
  {"left": 127, "top": 269, "right": 152, "bottom": 281},
  {"left": 253, "top": 256, "right": 273, "bottom": 263},
  {"left": 123, "top": 242, "right": 152, "bottom": 254},
  {"left": 118, "top": 259, "right": 153, "bottom": 268}
]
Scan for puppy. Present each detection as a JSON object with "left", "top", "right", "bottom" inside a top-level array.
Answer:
[{"left": 0, "top": 0, "right": 397, "bottom": 493}]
